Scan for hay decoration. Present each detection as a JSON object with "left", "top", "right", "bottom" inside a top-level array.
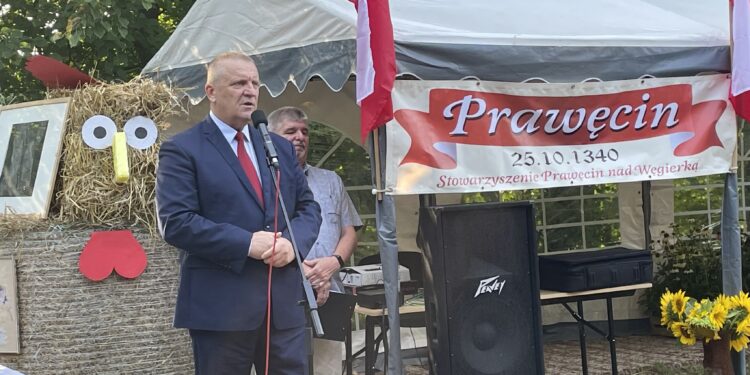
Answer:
[
  {"left": 0, "top": 224, "right": 193, "bottom": 374},
  {"left": 47, "top": 78, "right": 185, "bottom": 230},
  {"left": 0, "top": 214, "right": 51, "bottom": 237},
  {"left": 0, "top": 79, "right": 194, "bottom": 374}
]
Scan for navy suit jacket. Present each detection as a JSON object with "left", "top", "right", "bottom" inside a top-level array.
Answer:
[{"left": 156, "top": 116, "right": 321, "bottom": 331}]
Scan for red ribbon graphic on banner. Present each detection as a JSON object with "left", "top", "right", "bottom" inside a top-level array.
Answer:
[{"left": 395, "top": 85, "right": 726, "bottom": 170}]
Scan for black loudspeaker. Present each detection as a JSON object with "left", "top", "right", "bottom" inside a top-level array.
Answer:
[{"left": 418, "top": 201, "right": 544, "bottom": 375}]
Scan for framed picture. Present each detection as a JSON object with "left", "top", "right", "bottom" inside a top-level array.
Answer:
[
  {"left": 0, "top": 256, "right": 19, "bottom": 354},
  {"left": 0, "top": 97, "right": 70, "bottom": 218}
]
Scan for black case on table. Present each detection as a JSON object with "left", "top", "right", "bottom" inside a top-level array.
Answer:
[{"left": 538, "top": 247, "right": 652, "bottom": 292}]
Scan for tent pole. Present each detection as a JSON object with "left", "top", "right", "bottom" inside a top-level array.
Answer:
[
  {"left": 419, "top": 194, "right": 436, "bottom": 207},
  {"left": 373, "top": 127, "right": 383, "bottom": 202},
  {"left": 641, "top": 181, "right": 651, "bottom": 248},
  {"left": 722, "top": 172, "right": 746, "bottom": 375},
  {"left": 370, "top": 128, "right": 403, "bottom": 374},
  {"left": 726, "top": 3, "right": 745, "bottom": 370}
]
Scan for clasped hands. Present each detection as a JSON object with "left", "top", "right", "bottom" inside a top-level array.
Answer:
[
  {"left": 249, "top": 231, "right": 295, "bottom": 268},
  {"left": 249, "top": 231, "right": 336, "bottom": 305},
  {"left": 303, "top": 256, "right": 341, "bottom": 306}
]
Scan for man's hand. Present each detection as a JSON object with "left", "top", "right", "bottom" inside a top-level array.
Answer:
[
  {"left": 314, "top": 279, "right": 331, "bottom": 305},
  {"left": 303, "top": 256, "right": 340, "bottom": 288},
  {"left": 249, "top": 231, "right": 281, "bottom": 259},
  {"left": 261, "top": 237, "right": 295, "bottom": 268}
]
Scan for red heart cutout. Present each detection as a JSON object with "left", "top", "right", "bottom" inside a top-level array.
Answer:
[{"left": 79, "top": 230, "right": 148, "bottom": 281}]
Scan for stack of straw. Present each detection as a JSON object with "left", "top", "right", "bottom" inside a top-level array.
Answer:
[{"left": 48, "top": 78, "right": 185, "bottom": 230}]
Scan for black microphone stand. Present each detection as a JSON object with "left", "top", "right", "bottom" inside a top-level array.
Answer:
[{"left": 254, "top": 117, "right": 324, "bottom": 338}]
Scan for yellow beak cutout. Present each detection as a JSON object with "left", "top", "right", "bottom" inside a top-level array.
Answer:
[{"left": 113, "top": 132, "right": 130, "bottom": 183}]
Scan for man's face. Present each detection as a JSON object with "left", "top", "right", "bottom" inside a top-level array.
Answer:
[
  {"left": 205, "top": 58, "right": 260, "bottom": 130},
  {"left": 275, "top": 119, "right": 309, "bottom": 166}
]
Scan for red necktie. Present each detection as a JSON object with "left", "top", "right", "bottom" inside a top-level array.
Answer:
[{"left": 235, "top": 131, "right": 264, "bottom": 207}]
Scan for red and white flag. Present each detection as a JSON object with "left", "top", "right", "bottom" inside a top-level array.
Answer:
[
  {"left": 351, "top": 0, "right": 396, "bottom": 142},
  {"left": 731, "top": 0, "right": 750, "bottom": 121}
]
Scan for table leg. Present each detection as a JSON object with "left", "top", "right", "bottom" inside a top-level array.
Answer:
[
  {"left": 346, "top": 316, "right": 353, "bottom": 375},
  {"left": 365, "top": 316, "right": 376, "bottom": 375},
  {"left": 577, "top": 300, "right": 588, "bottom": 375},
  {"left": 606, "top": 297, "right": 618, "bottom": 374}
]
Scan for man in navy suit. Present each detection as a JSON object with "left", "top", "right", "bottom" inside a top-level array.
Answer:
[{"left": 156, "top": 51, "right": 321, "bottom": 375}]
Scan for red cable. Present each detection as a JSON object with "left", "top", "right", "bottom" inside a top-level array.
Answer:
[{"left": 264, "top": 169, "right": 281, "bottom": 375}]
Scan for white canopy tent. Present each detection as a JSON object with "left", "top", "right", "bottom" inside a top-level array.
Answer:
[
  {"left": 143, "top": 0, "right": 729, "bottom": 141},
  {"left": 143, "top": 1, "right": 742, "bottom": 373}
]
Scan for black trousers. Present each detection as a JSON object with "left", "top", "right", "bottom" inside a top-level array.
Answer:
[{"left": 189, "top": 323, "right": 307, "bottom": 375}]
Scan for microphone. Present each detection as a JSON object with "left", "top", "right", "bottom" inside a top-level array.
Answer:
[
  {"left": 251, "top": 110, "right": 279, "bottom": 168},
  {"left": 251, "top": 109, "right": 324, "bottom": 337}
]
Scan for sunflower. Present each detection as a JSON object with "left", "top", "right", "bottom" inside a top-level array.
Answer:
[
  {"left": 731, "top": 292, "right": 750, "bottom": 334},
  {"left": 660, "top": 291, "right": 750, "bottom": 348},
  {"left": 739, "top": 319, "right": 750, "bottom": 336},
  {"left": 708, "top": 302, "right": 727, "bottom": 330},
  {"left": 671, "top": 321, "right": 697, "bottom": 345},
  {"left": 672, "top": 290, "right": 688, "bottom": 316},
  {"left": 730, "top": 291, "right": 750, "bottom": 311},
  {"left": 730, "top": 334, "right": 749, "bottom": 352},
  {"left": 714, "top": 294, "right": 731, "bottom": 310},
  {"left": 733, "top": 291, "right": 750, "bottom": 303},
  {"left": 660, "top": 290, "right": 675, "bottom": 326}
]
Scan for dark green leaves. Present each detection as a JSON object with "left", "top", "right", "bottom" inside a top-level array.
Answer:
[{"left": 0, "top": 0, "right": 194, "bottom": 102}]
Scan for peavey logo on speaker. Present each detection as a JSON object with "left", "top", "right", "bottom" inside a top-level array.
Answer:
[{"left": 474, "top": 275, "right": 506, "bottom": 298}]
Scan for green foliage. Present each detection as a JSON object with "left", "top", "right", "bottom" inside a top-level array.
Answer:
[
  {"left": 0, "top": 0, "right": 194, "bottom": 102},
  {"left": 462, "top": 185, "right": 620, "bottom": 252},
  {"left": 641, "top": 223, "right": 750, "bottom": 318},
  {"left": 309, "top": 121, "right": 371, "bottom": 187},
  {"left": 646, "top": 225, "right": 722, "bottom": 313},
  {"left": 306, "top": 121, "right": 376, "bottom": 265}
]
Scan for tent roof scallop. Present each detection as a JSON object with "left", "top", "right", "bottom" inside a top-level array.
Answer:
[{"left": 142, "top": 0, "right": 730, "bottom": 103}]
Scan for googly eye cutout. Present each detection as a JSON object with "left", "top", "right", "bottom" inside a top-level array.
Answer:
[
  {"left": 82, "top": 115, "right": 117, "bottom": 149},
  {"left": 123, "top": 116, "right": 158, "bottom": 150}
]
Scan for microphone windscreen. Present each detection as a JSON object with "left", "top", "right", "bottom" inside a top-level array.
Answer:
[{"left": 251, "top": 110, "right": 268, "bottom": 128}]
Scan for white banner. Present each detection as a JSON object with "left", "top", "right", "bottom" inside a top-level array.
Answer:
[{"left": 385, "top": 75, "right": 737, "bottom": 195}]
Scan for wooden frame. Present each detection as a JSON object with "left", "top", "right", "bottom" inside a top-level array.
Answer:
[
  {"left": 0, "top": 97, "right": 70, "bottom": 218},
  {"left": 0, "top": 256, "right": 19, "bottom": 354}
]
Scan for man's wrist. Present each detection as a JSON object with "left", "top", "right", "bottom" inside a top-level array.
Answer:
[{"left": 332, "top": 254, "right": 345, "bottom": 268}]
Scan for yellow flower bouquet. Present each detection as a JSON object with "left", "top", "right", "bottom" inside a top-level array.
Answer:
[{"left": 660, "top": 289, "right": 750, "bottom": 351}]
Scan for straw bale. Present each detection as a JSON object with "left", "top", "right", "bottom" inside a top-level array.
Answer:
[
  {"left": 0, "top": 79, "right": 193, "bottom": 374},
  {"left": 0, "top": 224, "right": 193, "bottom": 374},
  {"left": 0, "top": 215, "right": 52, "bottom": 237},
  {"left": 46, "top": 78, "right": 185, "bottom": 231}
]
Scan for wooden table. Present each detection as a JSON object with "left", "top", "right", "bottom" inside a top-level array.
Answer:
[{"left": 539, "top": 282, "right": 652, "bottom": 375}]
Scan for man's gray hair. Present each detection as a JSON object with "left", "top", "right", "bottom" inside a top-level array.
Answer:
[
  {"left": 267, "top": 106, "right": 308, "bottom": 131},
  {"left": 206, "top": 51, "right": 256, "bottom": 85}
]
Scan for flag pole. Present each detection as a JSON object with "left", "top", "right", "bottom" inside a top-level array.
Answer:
[
  {"left": 725, "top": 2, "right": 746, "bottom": 374},
  {"left": 373, "top": 127, "right": 384, "bottom": 201},
  {"left": 731, "top": 0, "right": 740, "bottom": 173}
]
